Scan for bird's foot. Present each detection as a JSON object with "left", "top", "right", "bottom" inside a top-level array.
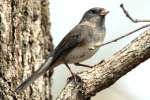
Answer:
[{"left": 67, "top": 74, "right": 82, "bottom": 84}]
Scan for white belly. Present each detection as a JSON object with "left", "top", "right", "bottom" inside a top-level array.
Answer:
[{"left": 65, "top": 45, "right": 99, "bottom": 63}]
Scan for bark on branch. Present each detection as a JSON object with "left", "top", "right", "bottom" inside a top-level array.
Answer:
[{"left": 57, "top": 29, "right": 150, "bottom": 100}]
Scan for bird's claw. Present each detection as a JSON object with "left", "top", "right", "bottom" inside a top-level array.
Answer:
[{"left": 67, "top": 74, "right": 82, "bottom": 84}]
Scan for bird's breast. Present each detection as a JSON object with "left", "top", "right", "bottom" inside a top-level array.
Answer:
[
  {"left": 65, "top": 27, "right": 105, "bottom": 63},
  {"left": 65, "top": 44, "right": 99, "bottom": 63}
]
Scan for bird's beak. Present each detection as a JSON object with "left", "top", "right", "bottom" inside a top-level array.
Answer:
[{"left": 100, "top": 9, "right": 109, "bottom": 16}]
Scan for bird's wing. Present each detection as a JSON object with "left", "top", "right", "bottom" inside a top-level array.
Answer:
[{"left": 51, "top": 25, "right": 93, "bottom": 65}]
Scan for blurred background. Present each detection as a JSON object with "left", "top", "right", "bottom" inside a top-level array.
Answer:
[{"left": 50, "top": 0, "right": 150, "bottom": 99}]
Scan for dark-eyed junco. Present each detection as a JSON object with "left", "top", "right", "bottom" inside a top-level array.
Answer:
[{"left": 15, "top": 7, "right": 109, "bottom": 93}]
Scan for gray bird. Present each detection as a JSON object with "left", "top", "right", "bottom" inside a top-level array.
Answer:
[{"left": 15, "top": 7, "right": 109, "bottom": 93}]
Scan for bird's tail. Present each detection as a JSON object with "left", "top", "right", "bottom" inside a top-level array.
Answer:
[{"left": 15, "top": 57, "right": 53, "bottom": 93}]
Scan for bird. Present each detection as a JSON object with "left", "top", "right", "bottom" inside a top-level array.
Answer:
[{"left": 15, "top": 7, "right": 109, "bottom": 93}]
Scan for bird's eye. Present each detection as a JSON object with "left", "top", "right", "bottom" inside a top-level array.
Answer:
[{"left": 89, "top": 10, "right": 96, "bottom": 14}]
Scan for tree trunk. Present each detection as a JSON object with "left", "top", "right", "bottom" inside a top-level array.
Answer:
[{"left": 0, "top": 0, "right": 53, "bottom": 99}]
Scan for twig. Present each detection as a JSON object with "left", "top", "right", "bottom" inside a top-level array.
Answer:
[
  {"left": 120, "top": 3, "right": 150, "bottom": 23},
  {"left": 95, "top": 3, "right": 150, "bottom": 48},
  {"left": 99, "top": 24, "right": 150, "bottom": 47}
]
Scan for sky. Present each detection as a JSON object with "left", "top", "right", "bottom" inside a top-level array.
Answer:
[{"left": 50, "top": 0, "right": 150, "bottom": 99}]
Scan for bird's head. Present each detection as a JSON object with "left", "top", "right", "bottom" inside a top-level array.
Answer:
[{"left": 80, "top": 7, "right": 109, "bottom": 26}]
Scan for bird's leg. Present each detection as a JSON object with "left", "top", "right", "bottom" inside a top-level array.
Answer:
[
  {"left": 74, "top": 63, "right": 92, "bottom": 68},
  {"left": 64, "top": 63, "right": 81, "bottom": 83}
]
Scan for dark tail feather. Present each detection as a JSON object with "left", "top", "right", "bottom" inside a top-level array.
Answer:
[{"left": 15, "top": 57, "right": 52, "bottom": 93}]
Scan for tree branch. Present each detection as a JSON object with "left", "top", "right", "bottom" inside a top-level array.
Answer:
[
  {"left": 99, "top": 24, "right": 150, "bottom": 47},
  {"left": 57, "top": 27, "right": 150, "bottom": 100},
  {"left": 96, "top": 3, "right": 150, "bottom": 48}
]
